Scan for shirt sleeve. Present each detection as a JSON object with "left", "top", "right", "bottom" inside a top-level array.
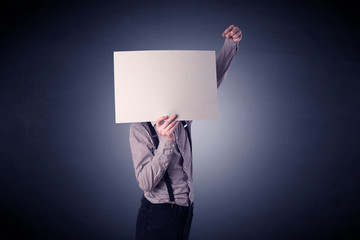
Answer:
[
  {"left": 216, "top": 39, "right": 239, "bottom": 88},
  {"left": 129, "top": 123, "right": 176, "bottom": 192}
]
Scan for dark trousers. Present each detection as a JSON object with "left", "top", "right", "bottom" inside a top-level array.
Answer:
[{"left": 136, "top": 195, "right": 194, "bottom": 240}]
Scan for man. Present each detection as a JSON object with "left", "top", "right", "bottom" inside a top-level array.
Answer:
[{"left": 129, "top": 24, "right": 242, "bottom": 240}]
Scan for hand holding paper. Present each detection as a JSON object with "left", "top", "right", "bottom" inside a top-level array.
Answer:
[{"left": 156, "top": 114, "right": 179, "bottom": 142}]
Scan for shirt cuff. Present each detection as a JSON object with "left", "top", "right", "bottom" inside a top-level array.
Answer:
[{"left": 156, "top": 139, "right": 176, "bottom": 169}]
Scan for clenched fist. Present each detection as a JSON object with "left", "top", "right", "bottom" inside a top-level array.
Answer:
[{"left": 222, "top": 25, "right": 242, "bottom": 42}]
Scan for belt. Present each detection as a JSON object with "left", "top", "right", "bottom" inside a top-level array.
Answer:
[{"left": 142, "top": 195, "right": 193, "bottom": 210}]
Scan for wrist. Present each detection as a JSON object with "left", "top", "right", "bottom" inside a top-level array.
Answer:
[{"left": 160, "top": 135, "right": 175, "bottom": 142}]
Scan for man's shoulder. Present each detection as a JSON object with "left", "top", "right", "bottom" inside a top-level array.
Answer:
[
  {"left": 130, "top": 122, "right": 151, "bottom": 135},
  {"left": 130, "top": 122, "right": 145, "bottom": 127}
]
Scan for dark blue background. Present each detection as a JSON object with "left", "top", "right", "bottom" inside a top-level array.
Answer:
[{"left": 1, "top": 0, "right": 359, "bottom": 239}]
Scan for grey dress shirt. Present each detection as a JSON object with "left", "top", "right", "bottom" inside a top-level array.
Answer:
[{"left": 129, "top": 39, "right": 238, "bottom": 206}]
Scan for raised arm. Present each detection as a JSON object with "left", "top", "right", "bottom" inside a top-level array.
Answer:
[{"left": 216, "top": 24, "right": 242, "bottom": 88}]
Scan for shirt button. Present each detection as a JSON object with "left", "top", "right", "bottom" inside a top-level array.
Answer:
[
  {"left": 184, "top": 166, "right": 187, "bottom": 170},
  {"left": 187, "top": 181, "right": 191, "bottom": 184},
  {"left": 170, "top": 149, "right": 173, "bottom": 152}
]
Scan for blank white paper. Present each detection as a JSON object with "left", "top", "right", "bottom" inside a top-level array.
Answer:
[{"left": 114, "top": 50, "right": 217, "bottom": 123}]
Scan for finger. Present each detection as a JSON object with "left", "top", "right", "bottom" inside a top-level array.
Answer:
[
  {"left": 156, "top": 116, "right": 168, "bottom": 126},
  {"left": 229, "top": 27, "right": 239, "bottom": 36},
  {"left": 159, "top": 114, "right": 177, "bottom": 130},
  {"left": 164, "top": 120, "right": 178, "bottom": 133},
  {"left": 227, "top": 31, "right": 242, "bottom": 41},
  {"left": 161, "top": 120, "right": 176, "bottom": 135},
  {"left": 161, "top": 123, "right": 178, "bottom": 136},
  {"left": 164, "top": 114, "right": 177, "bottom": 125},
  {"left": 161, "top": 122, "right": 178, "bottom": 136},
  {"left": 226, "top": 32, "right": 232, "bottom": 40},
  {"left": 222, "top": 24, "right": 234, "bottom": 37},
  {"left": 165, "top": 121, "right": 179, "bottom": 135},
  {"left": 222, "top": 25, "right": 233, "bottom": 37},
  {"left": 234, "top": 32, "right": 243, "bottom": 41},
  {"left": 226, "top": 29, "right": 237, "bottom": 39},
  {"left": 231, "top": 27, "right": 240, "bottom": 35},
  {"left": 233, "top": 31, "right": 242, "bottom": 39},
  {"left": 233, "top": 33, "right": 242, "bottom": 42}
]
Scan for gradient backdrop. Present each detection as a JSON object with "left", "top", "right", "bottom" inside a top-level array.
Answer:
[{"left": 1, "top": 0, "right": 359, "bottom": 239}]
